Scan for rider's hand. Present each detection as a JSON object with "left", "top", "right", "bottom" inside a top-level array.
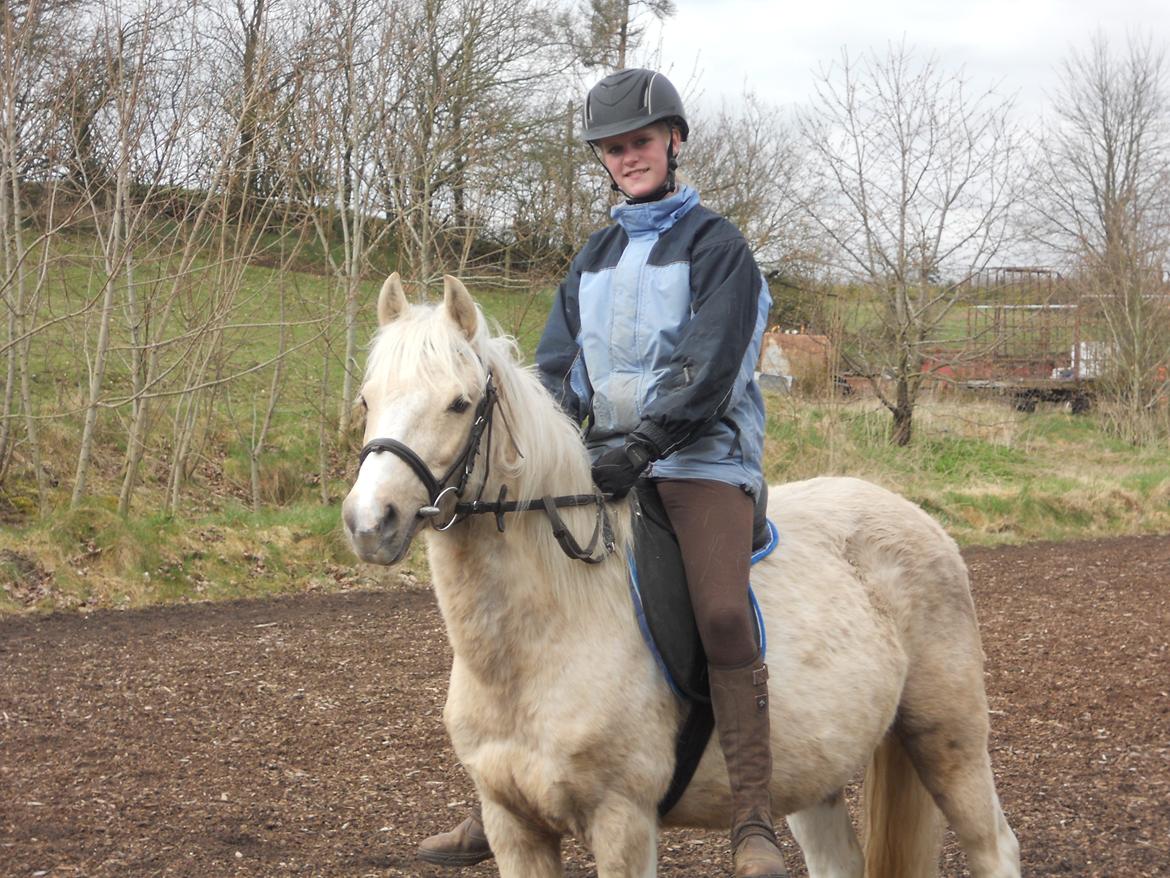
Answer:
[{"left": 591, "top": 440, "right": 653, "bottom": 499}]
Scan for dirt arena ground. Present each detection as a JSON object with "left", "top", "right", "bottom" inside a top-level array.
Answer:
[{"left": 2, "top": 535, "right": 1168, "bottom": 877}]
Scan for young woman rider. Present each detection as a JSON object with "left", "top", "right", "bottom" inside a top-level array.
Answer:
[{"left": 418, "top": 68, "right": 786, "bottom": 878}]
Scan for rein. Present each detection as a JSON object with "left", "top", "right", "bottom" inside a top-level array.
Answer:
[{"left": 357, "top": 371, "right": 616, "bottom": 564}]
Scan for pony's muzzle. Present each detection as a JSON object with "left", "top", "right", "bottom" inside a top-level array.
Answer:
[{"left": 343, "top": 499, "right": 412, "bottom": 564}]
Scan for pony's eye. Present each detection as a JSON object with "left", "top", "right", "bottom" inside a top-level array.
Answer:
[{"left": 449, "top": 396, "right": 471, "bottom": 414}]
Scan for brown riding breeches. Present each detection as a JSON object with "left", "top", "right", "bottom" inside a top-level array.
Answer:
[{"left": 655, "top": 478, "right": 757, "bottom": 668}]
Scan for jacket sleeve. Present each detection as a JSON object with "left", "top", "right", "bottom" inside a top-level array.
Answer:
[
  {"left": 535, "top": 260, "right": 588, "bottom": 423},
  {"left": 634, "top": 231, "right": 763, "bottom": 458}
]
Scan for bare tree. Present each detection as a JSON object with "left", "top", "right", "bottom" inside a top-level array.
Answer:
[
  {"left": 68, "top": 4, "right": 155, "bottom": 508},
  {"left": 573, "top": 0, "right": 674, "bottom": 70},
  {"left": 380, "top": 0, "right": 569, "bottom": 284},
  {"left": 490, "top": 94, "right": 608, "bottom": 283},
  {"left": 213, "top": 0, "right": 303, "bottom": 215},
  {"left": 36, "top": 0, "right": 321, "bottom": 515},
  {"left": 1030, "top": 33, "right": 1170, "bottom": 443},
  {"left": 0, "top": 0, "right": 86, "bottom": 503},
  {"left": 111, "top": 0, "right": 315, "bottom": 514},
  {"left": 799, "top": 43, "right": 1020, "bottom": 444},
  {"left": 64, "top": 0, "right": 218, "bottom": 509},
  {"left": 684, "top": 92, "right": 812, "bottom": 272},
  {"left": 290, "top": 0, "right": 400, "bottom": 439}
]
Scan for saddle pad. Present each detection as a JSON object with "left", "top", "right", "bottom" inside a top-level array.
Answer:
[{"left": 628, "top": 481, "right": 776, "bottom": 704}]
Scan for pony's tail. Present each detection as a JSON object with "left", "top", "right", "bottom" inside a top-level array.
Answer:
[{"left": 862, "top": 732, "right": 944, "bottom": 878}]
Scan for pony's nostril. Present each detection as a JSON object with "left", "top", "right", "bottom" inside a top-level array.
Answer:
[{"left": 381, "top": 504, "right": 398, "bottom": 531}]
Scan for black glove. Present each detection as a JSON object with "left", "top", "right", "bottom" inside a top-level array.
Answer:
[{"left": 591, "top": 439, "right": 653, "bottom": 499}]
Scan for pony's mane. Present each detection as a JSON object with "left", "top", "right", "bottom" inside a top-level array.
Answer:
[
  {"left": 365, "top": 296, "right": 634, "bottom": 622},
  {"left": 364, "top": 301, "right": 594, "bottom": 502}
]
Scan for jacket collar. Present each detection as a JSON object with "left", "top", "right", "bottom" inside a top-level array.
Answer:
[{"left": 611, "top": 185, "right": 699, "bottom": 237}]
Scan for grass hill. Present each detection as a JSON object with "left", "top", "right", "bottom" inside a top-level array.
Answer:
[{"left": 2, "top": 253, "right": 1168, "bottom": 614}]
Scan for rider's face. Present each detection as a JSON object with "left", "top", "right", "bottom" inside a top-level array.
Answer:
[{"left": 596, "top": 124, "right": 681, "bottom": 200}]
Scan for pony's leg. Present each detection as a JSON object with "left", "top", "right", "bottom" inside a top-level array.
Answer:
[
  {"left": 904, "top": 740, "right": 1019, "bottom": 878},
  {"left": 786, "top": 792, "right": 864, "bottom": 878},
  {"left": 481, "top": 801, "right": 564, "bottom": 878},
  {"left": 898, "top": 661, "right": 1021, "bottom": 878},
  {"left": 585, "top": 796, "right": 658, "bottom": 878}
]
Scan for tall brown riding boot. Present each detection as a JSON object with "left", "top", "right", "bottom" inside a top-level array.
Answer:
[
  {"left": 417, "top": 806, "right": 494, "bottom": 868},
  {"left": 709, "top": 656, "right": 789, "bottom": 878}
]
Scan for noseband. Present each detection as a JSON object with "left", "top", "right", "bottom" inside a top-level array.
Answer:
[{"left": 356, "top": 371, "right": 615, "bottom": 564}]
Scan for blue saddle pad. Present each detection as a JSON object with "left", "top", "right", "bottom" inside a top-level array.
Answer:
[{"left": 627, "top": 481, "right": 777, "bottom": 704}]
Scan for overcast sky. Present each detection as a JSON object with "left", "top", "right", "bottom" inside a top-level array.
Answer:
[{"left": 650, "top": 0, "right": 1170, "bottom": 120}]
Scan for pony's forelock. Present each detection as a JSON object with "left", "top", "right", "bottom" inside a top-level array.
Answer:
[{"left": 364, "top": 303, "right": 487, "bottom": 397}]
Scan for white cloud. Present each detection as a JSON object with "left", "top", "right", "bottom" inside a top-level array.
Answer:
[{"left": 653, "top": 0, "right": 1170, "bottom": 120}]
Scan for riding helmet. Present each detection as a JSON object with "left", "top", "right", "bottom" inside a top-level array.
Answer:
[{"left": 581, "top": 68, "right": 689, "bottom": 143}]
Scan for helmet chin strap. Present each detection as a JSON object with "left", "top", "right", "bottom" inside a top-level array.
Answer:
[
  {"left": 622, "top": 145, "right": 679, "bottom": 204},
  {"left": 592, "top": 141, "right": 680, "bottom": 205}
]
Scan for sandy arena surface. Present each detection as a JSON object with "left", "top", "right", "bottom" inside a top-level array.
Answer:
[{"left": 2, "top": 535, "right": 1168, "bottom": 876}]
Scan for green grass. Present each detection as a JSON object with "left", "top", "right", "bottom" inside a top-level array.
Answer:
[
  {"left": 762, "top": 393, "right": 1170, "bottom": 545},
  {"left": 2, "top": 232, "right": 1168, "bottom": 613}
]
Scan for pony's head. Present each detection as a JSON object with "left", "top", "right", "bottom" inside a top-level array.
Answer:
[
  {"left": 342, "top": 273, "right": 494, "bottom": 564},
  {"left": 342, "top": 273, "right": 592, "bottom": 566}
]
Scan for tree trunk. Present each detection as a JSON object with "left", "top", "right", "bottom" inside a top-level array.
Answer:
[
  {"left": 71, "top": 167, "right": 126, "bottom": 508},
  {"left": 0, "top": 127, "right": 15, "bottom": 480},
  {"left": 318, "top": 348, "right": 331, "bottom": 505},
  {"left": 17, "top": 330, "right": 48, "bottom": 511},
  {"left": 249, "top": 406, "right": 263, "bottom": 511},
  {"left": 891, "top": 376, "right": 914, "bottom": 446},
  {"left": 0, "top": 305, "right": 15, "bottom": 482},
  {"left": 891, "top": 400, "right": 914, "bottom": 446},
  {"left": 3, "top": 98, "right": 47, "bottom": 508},
  {"left": 117, "top": 398, "right": 151, "bottom": 517},
  {"left": 338, "top": 272, "right": 359, "bottom": 439},
  {"left": 616, "top": 0, "right": 629, "bottom": 68},
  {"left": 250, "top": 288, "right": 285, "bottom": 510},
  {"left": 115, "top": 214, "right": 151, "bottom": 517},
  {"left": 168, "top": 389, "right": 201, "bottom": 513}
]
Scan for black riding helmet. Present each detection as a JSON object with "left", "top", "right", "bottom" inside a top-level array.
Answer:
[
  {"left": 581, "top": 68, "right": 690, "bottom": 143},
  {"left": 582, "top": 68, "right": 689, "bottom": 204}
]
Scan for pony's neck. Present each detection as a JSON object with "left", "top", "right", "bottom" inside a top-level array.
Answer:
[
  {"left": 357, "top": 316, "right": 653, "bottom": 691},
  {"left": 425, "top": 507, "right": 637, "bottom": 685},
  {"left": 424, "top": 359, "right": 639, "bottom": 680}
]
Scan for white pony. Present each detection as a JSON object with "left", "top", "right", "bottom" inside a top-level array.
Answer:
[{"left": 342, "top": 274, "right": 1021, "bottom": 878}]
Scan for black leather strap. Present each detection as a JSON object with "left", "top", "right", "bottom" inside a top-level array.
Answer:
[
  {"left": 539, "top": 495, "right": 613, "bottom": 564},
  {"left": 455, "top": 492, "right": 602, "bottom": 518},
  {"left": 358, "top": 438, "right": 441, "bottom": 499},
  {"left": 357, "top": 374, "right": 499, "bottom": 516},
  {"left": 355, "top": 370, "right": 615, "bottom": 564}
]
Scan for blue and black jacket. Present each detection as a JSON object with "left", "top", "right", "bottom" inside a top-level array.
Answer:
[{"left": 536, "top": 186, "right": 770, "bottom": 495}]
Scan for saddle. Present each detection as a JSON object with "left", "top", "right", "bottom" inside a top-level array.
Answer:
[{"left": 626, "top": 480, "right": 777, "bottom": 817}]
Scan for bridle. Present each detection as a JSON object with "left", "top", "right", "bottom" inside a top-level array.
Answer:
[{"left": 356, "top": 370, "right": 616, "bottom": 564}]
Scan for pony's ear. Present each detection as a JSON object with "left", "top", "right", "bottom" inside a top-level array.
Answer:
[
  {"left": 377, "top": 273, "right": 409, "bottom": 326},
  {"left": 443, "top": 275, "right": 479, "bottom": 340}
]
